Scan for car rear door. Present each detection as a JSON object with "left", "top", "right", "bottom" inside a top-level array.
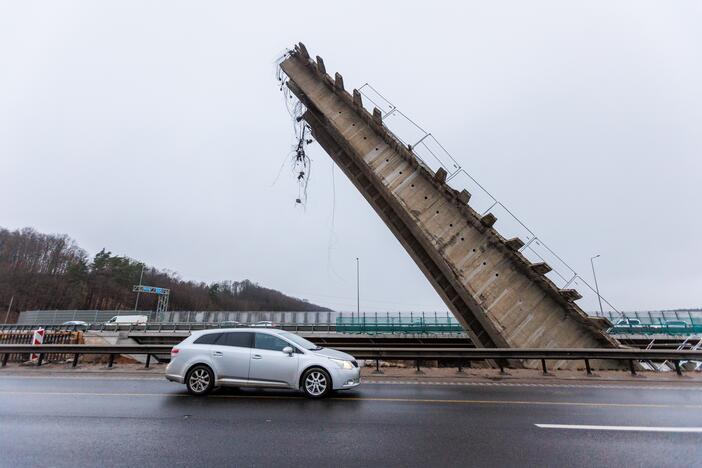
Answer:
[
  {"left": 192, "top": 332, "right": 229, "bottom": 380},
  {"left": 215, "top": 332, "right": 253, "bottom": 383},
  {"left": 249, "top": 333, "right": 299, "bottom": 387}
]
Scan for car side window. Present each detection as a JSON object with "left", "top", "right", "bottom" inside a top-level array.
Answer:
[
  {"left": 223, "top": 332, "right": 253, "bottom": 348},
  {"left": 254, "top": 333, "right": 290, "bottom": 352},
  {"left": 194, "top": 333, "right": 224, "bottom": 345}
]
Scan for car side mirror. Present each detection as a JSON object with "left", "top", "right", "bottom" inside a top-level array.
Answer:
[{"left": 282, "top": 346, "right": 293, "bottom": 356}]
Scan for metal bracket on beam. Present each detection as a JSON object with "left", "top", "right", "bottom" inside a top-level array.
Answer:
[
  {"left": 458, "top": 189, "right": 471, "bottom": 204},
  {"left": 480, "top": 213, "right": 497, "bottom": 227},
  {"left": 531, "top": 262, "right": 552, "bottom": 275},
  {"left": 373, "top": 108, "right": 383, "bottom": 126},
  {"left": 560, "top": 289, "right": 583, "bottom": 302},
  {"left": 353, "top": 89, "right": 363, "bottom": 107},
  {"left": 297, "top": 42, "right": 310, "bottom": 60},
  {"left": 334, "top": 72, "right": 344, "bottom": 91},
  {"left": 505, "top": 237, "right": 525, "bottom": 251},
  {"left": 316, "top": 56, "right": 326, "bottom": 75},
  {"left": 434, "top": 167, "right": 448, "bottom": 184}
]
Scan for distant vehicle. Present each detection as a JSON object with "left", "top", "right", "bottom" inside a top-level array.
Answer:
[
  {"left": 62, "top": 320, "right": 89, "bottom": 328},
  {"left": 166, "top": 328, "right": 360, "bottom": 398},
  {"left": 252, "top": 321, "right": 277, "bottom": 328},
  {"left": 614, "top": 319, "right": 642, "bottom": 327},
  {"left": 105, "top": 315, "right": 148, "bottom": 325},
  {"left": 220, "top": 321, "right": 241, "bottom": 327}
]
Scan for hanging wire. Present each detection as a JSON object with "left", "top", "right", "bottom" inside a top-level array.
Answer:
[
  {"left": 326, "top": 162, "right": 345, "bottom": 281},
  {"left": 276, "top": 58, "right": 314, "bottom": 207}
]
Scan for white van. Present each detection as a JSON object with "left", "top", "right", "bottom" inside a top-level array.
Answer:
[{"left": 105, "top": 315, "right": 148, "bottom": 325}]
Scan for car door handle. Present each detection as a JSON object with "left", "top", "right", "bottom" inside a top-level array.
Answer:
[
  {"left": 212, "top": 351, "right": 223, "bottom": 357},
  {"left": 252, "top": 354, "right": 262, "bottom": 359}
]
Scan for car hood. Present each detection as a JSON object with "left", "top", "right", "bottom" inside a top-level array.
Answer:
[{"left": 311, "top": 347, "right": 356, "bottom": 361}]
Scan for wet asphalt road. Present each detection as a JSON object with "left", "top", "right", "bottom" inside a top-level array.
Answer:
[{"left": 1, "top": 375, "right": 701, "bottom": 467}]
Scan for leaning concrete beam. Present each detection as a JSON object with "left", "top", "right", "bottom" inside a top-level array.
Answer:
[{"left": 279, "top": 43, "right": 621, "bottom": 367}]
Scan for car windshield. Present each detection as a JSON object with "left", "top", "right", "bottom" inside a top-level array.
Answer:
[{"left": 279, "top": 332, "right": 321, "bottom": 350}]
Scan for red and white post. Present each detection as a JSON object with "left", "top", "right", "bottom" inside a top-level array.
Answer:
[{"left": 30, "top": 328, "right": 45, "bottom": 361}]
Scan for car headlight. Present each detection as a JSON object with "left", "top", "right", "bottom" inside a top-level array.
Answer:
[{"left": 329, "top": 358, "right": 354, "bottom": 370}]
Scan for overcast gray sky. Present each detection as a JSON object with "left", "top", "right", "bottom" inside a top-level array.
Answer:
[{"left": 1, "top": 1, "right": 700, "bottom": 313}]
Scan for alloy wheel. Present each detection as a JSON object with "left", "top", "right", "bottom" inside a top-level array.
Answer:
[
  {"left": 188, "top": 368, "right": 211, "bottom": 394},
  {"left": 305, "top": 370, "right": 328, "bottom": 397}
]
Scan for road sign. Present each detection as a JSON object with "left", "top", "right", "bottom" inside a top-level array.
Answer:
[{"left": 132, "top": 285, "right": 169, "bottom": 295}]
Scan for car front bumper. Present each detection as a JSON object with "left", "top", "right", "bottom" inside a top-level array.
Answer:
[{"left": 331, "top": 367, "right": 361, "bottom": 390}]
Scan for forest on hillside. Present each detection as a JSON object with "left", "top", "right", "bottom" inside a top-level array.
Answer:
[{"left": 0, "top": 227, "right": 330, "bottom": 322}]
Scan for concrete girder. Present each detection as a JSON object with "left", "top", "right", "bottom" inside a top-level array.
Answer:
[{"left": 279, "top": 43, "right": 621, "bottom": 367}]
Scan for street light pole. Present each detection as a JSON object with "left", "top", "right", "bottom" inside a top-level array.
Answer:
[
  {"left": 4, "top": 296, "right": 13, "bottom": 324},
  {"left": 134, "top": 264, "right": 145, "bottom": 311},
  {"left": 356, "top": 257, "right": 360, "bottom": 321},
  {"left": 590, "top": 255, "right": 604, "bottom": 316}
]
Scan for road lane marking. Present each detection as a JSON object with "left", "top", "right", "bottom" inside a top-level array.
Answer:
[
  {"left": 1, "top": 391, "right": 702, "bottom": 409},
  {"left": 2, "top": 375, "right": 702, "bottom": 391},
  {"left": 536, "top": 424, "right": 702, "bottom": 433}
]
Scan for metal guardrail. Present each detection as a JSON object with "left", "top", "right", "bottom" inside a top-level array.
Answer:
[
  {"left": 129, "top": 333, "right": 475, "bottom": 348},
  {"left": 595, "top": 310, "right": 702, "bottom": 325},
  {"left": 0, "top": 344, "right": 172, "bottom": 369},
  {"left": 0, "top": 323, "right": 342, "bottom": 333},
  {"left": 609, "top": 324, "right": 702, "bottom": 335},
  {"left": 0, "top": 322, "right": 468, "bottom": 335},
  {"left": 336, "top": 317, "right": 463, "bottom": 334},
  {"left": 2, "top": 344, "right": 701, "bottom": 377}
]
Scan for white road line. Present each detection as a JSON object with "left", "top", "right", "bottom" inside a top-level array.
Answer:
[
  {"left": 363, "top": 381, "right": 702, "bottom": 391},
  {"left": 535, "top": 424, "right": 702, "bottom": 433},
  {"left": 2, "top": 375, "right": 702, "bottom": 391}
]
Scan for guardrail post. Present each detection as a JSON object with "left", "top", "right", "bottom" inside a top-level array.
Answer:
[
  {"left": 37, "top": 353, "right": 44, "bottom": 367},
  {"left": 674, "top": 360, "right": 683, "bottom": 376},
  {"left": 457, "top": 362, "right": 465, "bottom": 374},
  {"left": 72, "top": 354, "right": 79, "bottom": 368},
  {"left": 372, "top": 359, "right": 383, "bottom": 375},
  {"left": 628, "top": 360, "right": 636, "bottom": 376},
  {"left": 108, "top": 354, "right": 115, "bottom": 368},
  {"left": 415, "top": 359, "right": 424, "bottom": 375},
  {"left": 145, "top": 354, "right": 151, "bottom": 369},
  {"left": 584, "top": 359, "right": 592, "bottom": 376},
  {"left": 2, "top": 353, "right": 8, "bottom": 367},
  {"left": 541, "top": 359, "right": 548, "bottom": 375}
]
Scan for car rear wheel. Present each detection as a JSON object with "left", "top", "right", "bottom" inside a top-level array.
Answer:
[
  {"left": 186, "top": 365, "right": 214, "bottom": 396},
  {"left": 302, "top": 368, "right": 332, "bottom": 399}
]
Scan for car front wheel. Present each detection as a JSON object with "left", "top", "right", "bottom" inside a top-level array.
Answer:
[
  {"left": 301, "top": 368, "right": 332, "bottom": 399},
  {"left": 186, "top": 365, "right": 214, "bottom": 396}
]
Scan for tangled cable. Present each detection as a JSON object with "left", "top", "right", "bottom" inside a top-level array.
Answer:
[{"left": 276, "top": 55, "right": 314, "bottom": 207}]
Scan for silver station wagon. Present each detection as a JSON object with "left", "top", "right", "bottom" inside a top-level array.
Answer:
[{"left": 166, "top": 328, "right": 361, "bottom": 398}]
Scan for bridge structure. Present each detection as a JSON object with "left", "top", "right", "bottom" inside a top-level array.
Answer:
[{"left": 278, "top": 43, "right": 620, "bottom": 364}]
